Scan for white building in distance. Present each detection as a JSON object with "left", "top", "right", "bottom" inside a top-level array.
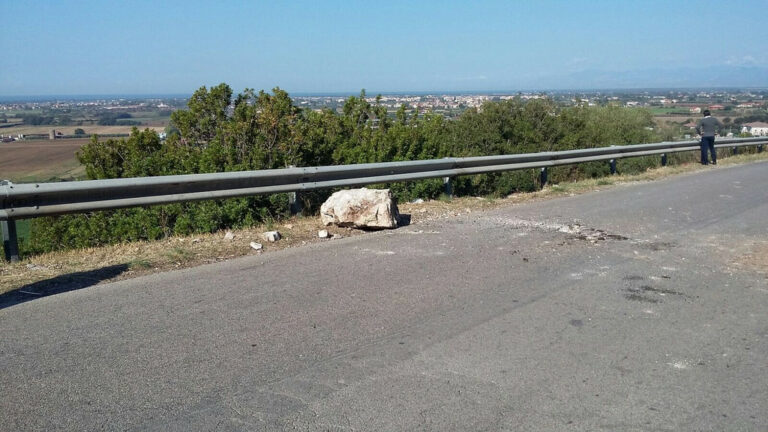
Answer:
[{"left": 741, "top": 122, "right": 768, "bottom": 136}]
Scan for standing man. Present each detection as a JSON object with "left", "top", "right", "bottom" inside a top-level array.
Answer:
[{"left": 695, "top": 109, "right": 723, "bottom": 165}]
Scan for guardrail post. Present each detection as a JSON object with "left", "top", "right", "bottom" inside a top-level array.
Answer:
[
  {"left": 732, "top": 146, "right": 738, "bottom": 156},
  {"left": 443, "top": 176, "right": 453, "bottom": 197},
  {"left": 539, "top": 167, "right": 548, "bottom": 188},
  {"left": 759, "top": 144, "right": 764, "bottom": 153},
  {"left": 288, "top": 192, "right": 301, "bottom": 215},
  {"left": 609, "top": 159, "right": 617, "bottom": 175},
  {"left": 2, "top": 219, "right": 20, "bottom": 263},
  {"left": 287, "top": 166, "right": 302, "bottom": 215},
  {"left": 661, "top": 153, "right": 667, "bottom": 167}
]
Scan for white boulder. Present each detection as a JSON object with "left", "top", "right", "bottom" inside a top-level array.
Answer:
[
  {"left": 262, "top": 231, "right": 281, "bottom": 242},
  {"left": 320, "top": 188, "right": 399, "bottom": 229},
  {"left": 318, "top": 230, "right": 329, "bottom": 239}
]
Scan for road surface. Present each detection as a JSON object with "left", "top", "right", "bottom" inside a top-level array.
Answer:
[{"left": 2, "top": 162, "right": 767, "bottom": 431}]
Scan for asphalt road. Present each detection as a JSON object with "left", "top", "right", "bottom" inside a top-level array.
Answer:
[{"left": 2, "top": 162, "right": 767, "bottom": 431}]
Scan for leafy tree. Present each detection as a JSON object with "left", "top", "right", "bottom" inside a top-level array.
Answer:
[
  {"left": 170, "top": 83, "right": 232, "bottom": 147},
  {"left": 28, "top": 83, "right": 665, "bottom": 255}
]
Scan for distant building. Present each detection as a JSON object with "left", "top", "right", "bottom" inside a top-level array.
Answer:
[
  {"left": 741, "top": 122, "right": 768, "bottom": 136},
  {"left": 708, "top": 104, "right": 725, "bottom": 110},
  {"left": 689, "top": 107, "right": 702, "bottom": 114}
]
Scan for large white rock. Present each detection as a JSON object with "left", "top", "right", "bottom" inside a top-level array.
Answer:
[
  {"left": 320, "top": 188, "right": 399, "bottom": 229},
  {"left": 262, "top": 231, "right": 281, "bottom": 242}
]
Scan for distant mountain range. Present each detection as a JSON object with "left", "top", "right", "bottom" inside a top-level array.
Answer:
[{"left": 523, "top": 65, "right": 768, "bottom": 90}]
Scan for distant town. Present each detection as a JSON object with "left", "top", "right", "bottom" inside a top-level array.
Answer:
[{"left": 1, "top": 88, "right": 767, "bottom": 143}]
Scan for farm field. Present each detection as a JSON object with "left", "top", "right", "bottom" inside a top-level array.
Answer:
[
  {"left": 649, "top": 107, "right": 692, "bottom": 115},
  {"left": 0, "top": 125, "right": 164, "bottom": 136},
  {"left": 0, "top": 139, "right": 89, "bottom": 182}
]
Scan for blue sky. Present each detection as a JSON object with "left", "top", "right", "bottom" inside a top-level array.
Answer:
[{"left": 2, "top": 0, "right": 767, "bottom": 96}]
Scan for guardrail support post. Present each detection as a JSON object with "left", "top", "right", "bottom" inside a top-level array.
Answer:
[
  {"left": 539, "top": 167, "right": 548, "bottom": 188},
  {"left": 443, "top": 176, "right": 453, "bottom": 197},
  {"left": 287, "top": 166, "right": 302, "bottom": 215},
  {"left": 732, "top": 146, "right": 738, "bottom": 156},
  {"left": 609, "top": 159, "right": 617, "bottom": 175},
  {"left": 2, "top": 219, "right": 20, "bottom": 263},
  {"left": 288, "top": 191, "right": 301, "bottom": 215},
  {"left": 759, "top": 144, "right": 764, "bottom": 153},
  {"left": 661, "top": 153, "right": 667, "bottom": 167}
]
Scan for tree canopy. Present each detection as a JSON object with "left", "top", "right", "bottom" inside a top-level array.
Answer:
[{"left": 28, "top": 83, "right": 660, "bottom": 255}]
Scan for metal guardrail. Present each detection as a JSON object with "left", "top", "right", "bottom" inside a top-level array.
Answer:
[{"left": 2, "top": 137, "right": 767, "bottom": 261}]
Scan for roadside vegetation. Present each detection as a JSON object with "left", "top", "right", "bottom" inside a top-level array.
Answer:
[{"left": 6, "top": 83, "right": 766, "bottom": 258}]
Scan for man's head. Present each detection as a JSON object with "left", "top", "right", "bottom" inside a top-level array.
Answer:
[{"left": 703, "top": 109, "right": 711, "bottom": 116}]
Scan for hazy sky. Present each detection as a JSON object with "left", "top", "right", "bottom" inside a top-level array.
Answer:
[{"left": 2, "top": 0, "right": 767, "bottom": 96}]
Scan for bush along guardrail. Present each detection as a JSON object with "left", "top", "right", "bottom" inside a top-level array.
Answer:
[{"left": 2, "top": 137, "right": 767, "bottom": 261}]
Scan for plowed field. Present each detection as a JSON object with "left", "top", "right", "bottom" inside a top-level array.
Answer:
[{"left": 0, "top": 139, "right": 89, "bottom": 182}]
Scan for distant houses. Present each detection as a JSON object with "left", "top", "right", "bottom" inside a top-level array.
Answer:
[{"left": 741, "top": 122, "right": 768, "bottom": 136}]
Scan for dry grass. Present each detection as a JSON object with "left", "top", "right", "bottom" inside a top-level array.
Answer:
[
  {"left": 1, "top": 217, "right": 362, "bottom": 295},
  {"left": 2, "top": 151, "right": 768, "bottom": 295}
]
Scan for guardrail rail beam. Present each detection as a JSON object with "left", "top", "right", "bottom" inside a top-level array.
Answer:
[{"left": 2, "top": 137, "right": 767, "bottom": 261}]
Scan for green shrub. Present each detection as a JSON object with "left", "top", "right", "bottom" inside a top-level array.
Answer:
[{"left": 24, "top": 85, "right": 665, "bottom": 256}]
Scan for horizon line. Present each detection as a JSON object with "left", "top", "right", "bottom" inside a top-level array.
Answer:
[{"left": 1, "top": 86, "right": 767, "bottom": 102}]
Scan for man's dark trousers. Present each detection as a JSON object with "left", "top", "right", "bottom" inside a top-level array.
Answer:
[{"left": 700, "top": 136, "right": 716, "bottom": 164}]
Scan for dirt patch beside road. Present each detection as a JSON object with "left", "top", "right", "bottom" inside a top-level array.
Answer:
[{"left": 733, "top": 241, "right": 768, "bottom": 276}]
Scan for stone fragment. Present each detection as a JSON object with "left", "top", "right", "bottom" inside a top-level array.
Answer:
[
  {"left": 320, "top": 188, "right": 399, "bottom": 229},
  {"left": 262, "top": 231, "right": 281, "bottom": 242},
  {"left": 224, "top": 231, "right": 235, "bottom": 241},
  {"left": 318, "top": 230, "right": 329, "bottom": 239},
  {"left": 249, "top": 242, "right": 263, "bottom": 250}
]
